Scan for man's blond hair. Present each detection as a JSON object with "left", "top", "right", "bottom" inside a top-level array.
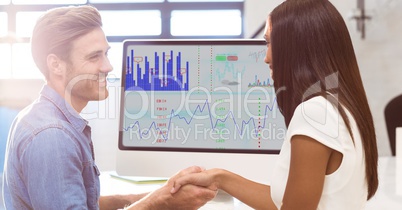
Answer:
[{"left": 31, "top": 5, "right": 102, "bottom": 79}]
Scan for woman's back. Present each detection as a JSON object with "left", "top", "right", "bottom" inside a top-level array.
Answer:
[{"left": 271, "top": 96, "right": 367, "bottom": 210}]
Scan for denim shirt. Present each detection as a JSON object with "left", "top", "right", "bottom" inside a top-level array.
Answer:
[{"left": 2, "top": 85, "right": 101, "bottom": 210}]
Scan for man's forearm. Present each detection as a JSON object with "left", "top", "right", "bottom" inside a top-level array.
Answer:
[{"left": 99, "top": 193, "right": 149, "bottom": 210}]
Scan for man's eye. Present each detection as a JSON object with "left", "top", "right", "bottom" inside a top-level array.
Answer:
[{"left": 90, "top": 55, "right": 99, "bottom": 60}]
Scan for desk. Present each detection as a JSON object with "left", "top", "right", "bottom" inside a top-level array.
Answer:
[{"left": 101, "top": 156, "right": 402, "bottom": 210}]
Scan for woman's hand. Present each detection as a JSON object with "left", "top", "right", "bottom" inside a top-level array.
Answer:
[{"left": 170, "top": 168, "right": 221, "bottom": 194}]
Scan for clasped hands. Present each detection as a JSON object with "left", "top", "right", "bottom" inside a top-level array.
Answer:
[
  {"left": 140, "top": 166, "right": 220, "bottom": 210},
  {"left": 170, "top": 166, "right": 220, "bottom": 194}
]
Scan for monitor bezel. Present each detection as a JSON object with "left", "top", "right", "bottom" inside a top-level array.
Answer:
[{"left": 118, "top": 39, "right": 281, "bottom": 155}]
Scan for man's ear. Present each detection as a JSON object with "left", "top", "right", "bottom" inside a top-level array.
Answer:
[{"left": 47, "top": 54, "right": 66, "bottom": 76}]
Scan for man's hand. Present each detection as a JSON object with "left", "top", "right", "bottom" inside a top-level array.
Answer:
[
  {"left": 170, "top": 168, "right": 220, "bottom": 194},
  {"left": 126, "top": 166, "right": 217, "bottom": 210}
]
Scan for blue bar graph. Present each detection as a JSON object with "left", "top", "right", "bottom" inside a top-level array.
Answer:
[{"left": 125, "top": 49, "right": 189, "bottom": 91}]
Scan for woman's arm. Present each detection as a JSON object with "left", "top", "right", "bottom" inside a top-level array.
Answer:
[
  {"left": 171, "top": 134, "right": 336, "bottom": 210},
  {"left": 213, "top": 169, "right": 277, "bottom": 210},
  {"left": 171, "top": 168, "right": 277, "bottom": 210},
  {"left": 281, "top": 135, "right": 333, "bottom": 210}
]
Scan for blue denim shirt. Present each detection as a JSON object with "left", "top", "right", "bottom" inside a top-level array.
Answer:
[{"left": 2, "top": 85, "right": 101, "bottom": 210}]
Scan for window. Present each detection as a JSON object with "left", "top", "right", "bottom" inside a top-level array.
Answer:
[
  {"left": 12, "top": 0, "right": 86, "bottom": 4},
  {"left": 0, "top": 44, "right": 11, "bottom": 79},
  {"left": 11, "top": 44, "right": 43, "bottom": 79},
  {"left": 0, "top": 12, "right": 7, "bottom": 37},
  {"left": 168, "top": 0, "right": 243, "bottom": 2},
  {"left": 171, "top": 10, "right": 241, "bottom": 36},
  {"left": 90, "top": 0, "right": 163, "bottom": 2},
  {"left": 16, "top": 12, "right": 42, "bottom": 37},
  {"left": 0, "top": 0, "right": 244, "bottom": 79},
  {"left": 0, "top": 13, "right": 10, "bottom": 78},
  {"left": 0, "top": 0, "right": 10, "bottom": 5},
  {"left": 100, "top": 10, "right": 161, "bottom": 36}
]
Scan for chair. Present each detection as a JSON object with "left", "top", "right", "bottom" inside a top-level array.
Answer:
[{"left": 384, "top": 94, "right": 402, "bottom": 156}]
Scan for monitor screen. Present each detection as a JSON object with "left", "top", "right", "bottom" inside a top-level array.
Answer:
[
  {"left": 116, "top": 39, "right": 286, "bottom": 183},
  {"left": 119, "top": 39, "right": 285, "bottom": 152}
]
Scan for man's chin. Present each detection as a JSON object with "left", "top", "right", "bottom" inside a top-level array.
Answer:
[{"left": 96, "top": 90, "right": 109, "bottom": 101}]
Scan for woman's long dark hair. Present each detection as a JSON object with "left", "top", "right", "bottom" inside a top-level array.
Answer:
[{"left": 270, "top": 0, "right": 378, "bottom": 199}]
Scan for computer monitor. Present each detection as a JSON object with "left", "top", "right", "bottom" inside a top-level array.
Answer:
[{"left": 116, "top": 39, "right": 286, "bottom": 184}]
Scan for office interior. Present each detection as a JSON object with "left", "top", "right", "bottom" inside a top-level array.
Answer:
[{"left": 0, "top": 0, "right": 401, "bottom": 209}]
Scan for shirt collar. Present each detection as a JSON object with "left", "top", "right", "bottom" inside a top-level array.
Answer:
[{"left": 40, "top": 85, "right": 88, "bottom": 132}]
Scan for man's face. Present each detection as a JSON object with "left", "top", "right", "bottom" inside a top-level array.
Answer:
[{"left": 64, "top": 27, "right": 113, "bottom": 105}]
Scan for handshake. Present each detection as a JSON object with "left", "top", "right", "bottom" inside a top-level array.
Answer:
[{"left": 124, "top": 166, "right": 222, "bottom": 210}]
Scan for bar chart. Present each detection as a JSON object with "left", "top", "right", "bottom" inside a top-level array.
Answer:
[{"left": 125, "top": 49, "right": 189, "bottom": 91}]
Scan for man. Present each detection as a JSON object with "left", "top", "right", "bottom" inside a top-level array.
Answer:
[{"left": 2, "top": 5, "right": 216, "bottom": 210}]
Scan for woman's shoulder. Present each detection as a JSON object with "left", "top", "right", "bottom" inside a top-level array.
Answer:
[
  {"left": 292, "top": 95, "right": 339, "bottom": 125},
  {"left": 289, "top": 95, "right": 344, "bottom": 144}
]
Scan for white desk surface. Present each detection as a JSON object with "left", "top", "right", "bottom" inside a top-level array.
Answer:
[{"left": 100, "top": 156, "right": 402, "bottom": 210}]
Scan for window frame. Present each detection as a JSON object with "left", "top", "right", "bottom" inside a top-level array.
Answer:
[
  {"left": 1, "top": 1, "right": 244, "bottom": 41},
  {"left": 0, "top": 1, "right": 244, "bottom": 79}
]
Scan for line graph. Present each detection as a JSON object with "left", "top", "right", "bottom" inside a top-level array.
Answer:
[
  {"left": 120, "top": 41, "right": 286, "bottom": 151},
  {"left": 123, "top": 97, "right": 279, "bottom": 141},
  {"left": 215, "top": 62, "right": 246, "bottom": 82}
]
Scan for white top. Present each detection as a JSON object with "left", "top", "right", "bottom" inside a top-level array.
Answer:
[{"left": 270, "top": 96, "right": 367, "bottom": 210}]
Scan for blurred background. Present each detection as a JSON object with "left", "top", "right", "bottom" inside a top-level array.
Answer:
[{"left": 1, "top": 0, "right": 402, "bottom": 208}]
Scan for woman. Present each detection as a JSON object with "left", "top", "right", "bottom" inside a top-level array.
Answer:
[{"left": 171, "top": 0, "right": 378, "bottom": 209}]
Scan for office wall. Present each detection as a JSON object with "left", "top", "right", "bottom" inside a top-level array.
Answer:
[
  {"left": 244, "top": 0, "right": 402, "bottom": 157},
  {"left": 1, "top": 0, "right": 401, "bottom": 172}
]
